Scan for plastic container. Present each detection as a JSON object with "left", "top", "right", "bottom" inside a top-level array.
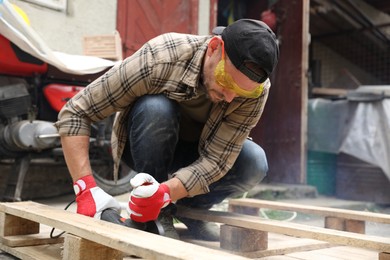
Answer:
[{"left": 307, "top": 150, "right": 337, "bottom": 195}]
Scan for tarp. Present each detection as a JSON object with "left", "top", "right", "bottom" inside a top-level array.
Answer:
[
  {"left": 308, "top": 98, "right": 351, "bottom": 154},
  {"left": 339, "top": 99, "right": 390, "bottom": 181},
  {"left": 308, "top": 97, "right": 390, "bottom": 181},
  {"left": 0, "top": 0, "right": 116, "bottom": 75}
]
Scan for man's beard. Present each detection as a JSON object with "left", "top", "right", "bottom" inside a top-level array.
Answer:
[{"left": 201, "top": 74, "right": 223, "bottom": 103}]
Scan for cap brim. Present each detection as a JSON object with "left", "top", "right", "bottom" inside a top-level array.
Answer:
[{"left": 212, "top": 26, "right": 225, "bottom": 35}]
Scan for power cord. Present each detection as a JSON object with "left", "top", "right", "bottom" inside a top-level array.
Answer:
[
  {"left": 50, "top": 199, "right": 75, "bottom": 238},
  {"left": 241, "top": 192, "right": 297, "bottom": 222}
]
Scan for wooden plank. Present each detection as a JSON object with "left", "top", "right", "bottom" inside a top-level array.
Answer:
[
  {"left": 261, "top": 237, "right": 333, "bottom": 258},
  {"left": 183, "top": 231, "right": 335, "bottom": 258},
  {"left": 238, "top": 237, "right": 334, "bottom": 259},
  {"left": 229, "top": 198, "right": 390, "bottom": 224},
  {"left": 261, "top": 256, "right": 297, "bottom": 260},
  {"left": 1, "top": 232, "right": 63, "bottom": 247},
  {"left": 329, "top": 246, "right": 378, "bottom": 259},
  {"left": 176, "top": 206, "right": 390, "bottom": 252},
  {"left": 287, "top": 246, "right": 378, "bottom": 260},
  {"left": 0, "top": 202, "right": 249, "bottom": 260},
  {"left": 0, "top": 243, "right": 62, "bottom": 260}
]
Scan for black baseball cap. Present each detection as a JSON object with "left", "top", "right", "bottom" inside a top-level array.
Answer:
[{"left": 212, "top": 19, "right": 279, "bottom": 83}]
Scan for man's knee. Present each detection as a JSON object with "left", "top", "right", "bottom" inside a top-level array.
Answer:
[
  {"left": 236, "top": 140, "right": 268, "bottom": 186},
  {"left": 131, "top": 94, "right": 179, "bottom": 121}
]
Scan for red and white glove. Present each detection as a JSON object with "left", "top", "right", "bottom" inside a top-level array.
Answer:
[
  {"left": 73, "top": 175, "right": 121, "bottom": 219},
  {"left": 127, "top": 173, "right": 171, "bottom": 223}
]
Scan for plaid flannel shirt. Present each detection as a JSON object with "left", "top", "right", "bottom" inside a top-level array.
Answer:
[{"left": 55, "top": 32, "right": 270, "bottom": 197}]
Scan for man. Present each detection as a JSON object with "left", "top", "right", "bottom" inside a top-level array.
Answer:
[{"left": 55, "top": 19, "right": 279, "bottom": 241}]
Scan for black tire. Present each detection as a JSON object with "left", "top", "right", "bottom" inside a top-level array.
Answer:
[
  {"left": 89, "top": 116, "right": 136, "bottom": 196},
  {"left": 93, "top": 159, "right": 137, "bottom": 196}
]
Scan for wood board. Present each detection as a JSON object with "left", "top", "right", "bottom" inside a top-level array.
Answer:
[
  {"left": 228, "top": 198, "right": 390, "bottom": 223},
  {"left": 176, "top": 206, "right": 390, "bottom": 252}
]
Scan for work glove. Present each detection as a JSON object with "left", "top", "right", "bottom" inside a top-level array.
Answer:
[
  {"left": 73, "top": 174, "right": 121, "bottom": 219},
  {"left": 127, "top": 173, "right": 171, "bottom": 223}
]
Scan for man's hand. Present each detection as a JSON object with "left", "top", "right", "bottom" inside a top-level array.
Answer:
[
  {"left": 127, "top": 173, "right": 171, "bottom": 222},
  {"left": 74, "top": 175, "right": 121, "bottom": 219}
]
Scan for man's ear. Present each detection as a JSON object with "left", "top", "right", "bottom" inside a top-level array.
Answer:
[{"left": 207, "top": 36, "right": 222, "bottom": 56}]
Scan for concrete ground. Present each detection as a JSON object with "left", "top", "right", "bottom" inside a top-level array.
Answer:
[{"left": 1, "top": 184, "right": 389, "bottom": 259}]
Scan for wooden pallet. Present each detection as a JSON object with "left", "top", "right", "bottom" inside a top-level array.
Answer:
[
  {"left": 0, "top": 201, "right": 247, "bottom": 260},
  {"left": 0, "top": 200, "right": 389, "bottom": 259}
]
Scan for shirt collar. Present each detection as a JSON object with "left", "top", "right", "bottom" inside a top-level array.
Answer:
[{"left": 180, "top": 39, "right": 211, "bottom": 88}]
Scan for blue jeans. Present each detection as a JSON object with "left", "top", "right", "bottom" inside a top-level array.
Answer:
[{"left": 123, "top": 95, "right": 268, "bottom": 209}]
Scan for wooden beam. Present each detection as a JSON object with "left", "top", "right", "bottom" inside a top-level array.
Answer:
[
  {"left": 0, "top": 243, "right": 62, "bottom": 260},
  {"left": 0, "top": 212, "right": 39, "bottom": 237},
  {"left": 1, "top": 232, "right": 63, "bottom": 247},
  {"left": 220, "top": 225, "right": 268, "bottom": 252},
  {"left": 325, "top": 217, "right": 365, "bottom": 234},
  {"left": 380, "top": 252, "right": 390, "bottom": 260},
  {"left": 63, "top": 234, "right": 123, "bottom": 260},
  {"left": 176, "top": 206, "right": 390, "bottom": 252},
  {"left": 228, "top": 198, "right": 390, "bottom": 224}
]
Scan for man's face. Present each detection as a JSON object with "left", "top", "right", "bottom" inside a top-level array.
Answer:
[{"left": 202, "top": 37, "right": 262, "bottom": 103}]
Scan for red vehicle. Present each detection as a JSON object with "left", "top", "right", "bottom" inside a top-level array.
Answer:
[{"left": 0, "top": 2, "right": 133, "bottom": 201}]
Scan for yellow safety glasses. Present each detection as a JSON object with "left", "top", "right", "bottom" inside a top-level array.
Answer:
[{"left": 214, "top": 41, "right": 264, "bottom": 98}]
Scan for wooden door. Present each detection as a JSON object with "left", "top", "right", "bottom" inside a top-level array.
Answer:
[{"left": 117, "top": 0, "right": 217, "bottom": 58}]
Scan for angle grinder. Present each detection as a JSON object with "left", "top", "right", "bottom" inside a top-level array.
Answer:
[{"left": 101, "top": 208, "right": 165, "bottom": 236}]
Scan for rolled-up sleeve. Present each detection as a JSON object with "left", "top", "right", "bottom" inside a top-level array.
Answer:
[{"left": 55, "top": 45, "right": 155, "bottom": 136}]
